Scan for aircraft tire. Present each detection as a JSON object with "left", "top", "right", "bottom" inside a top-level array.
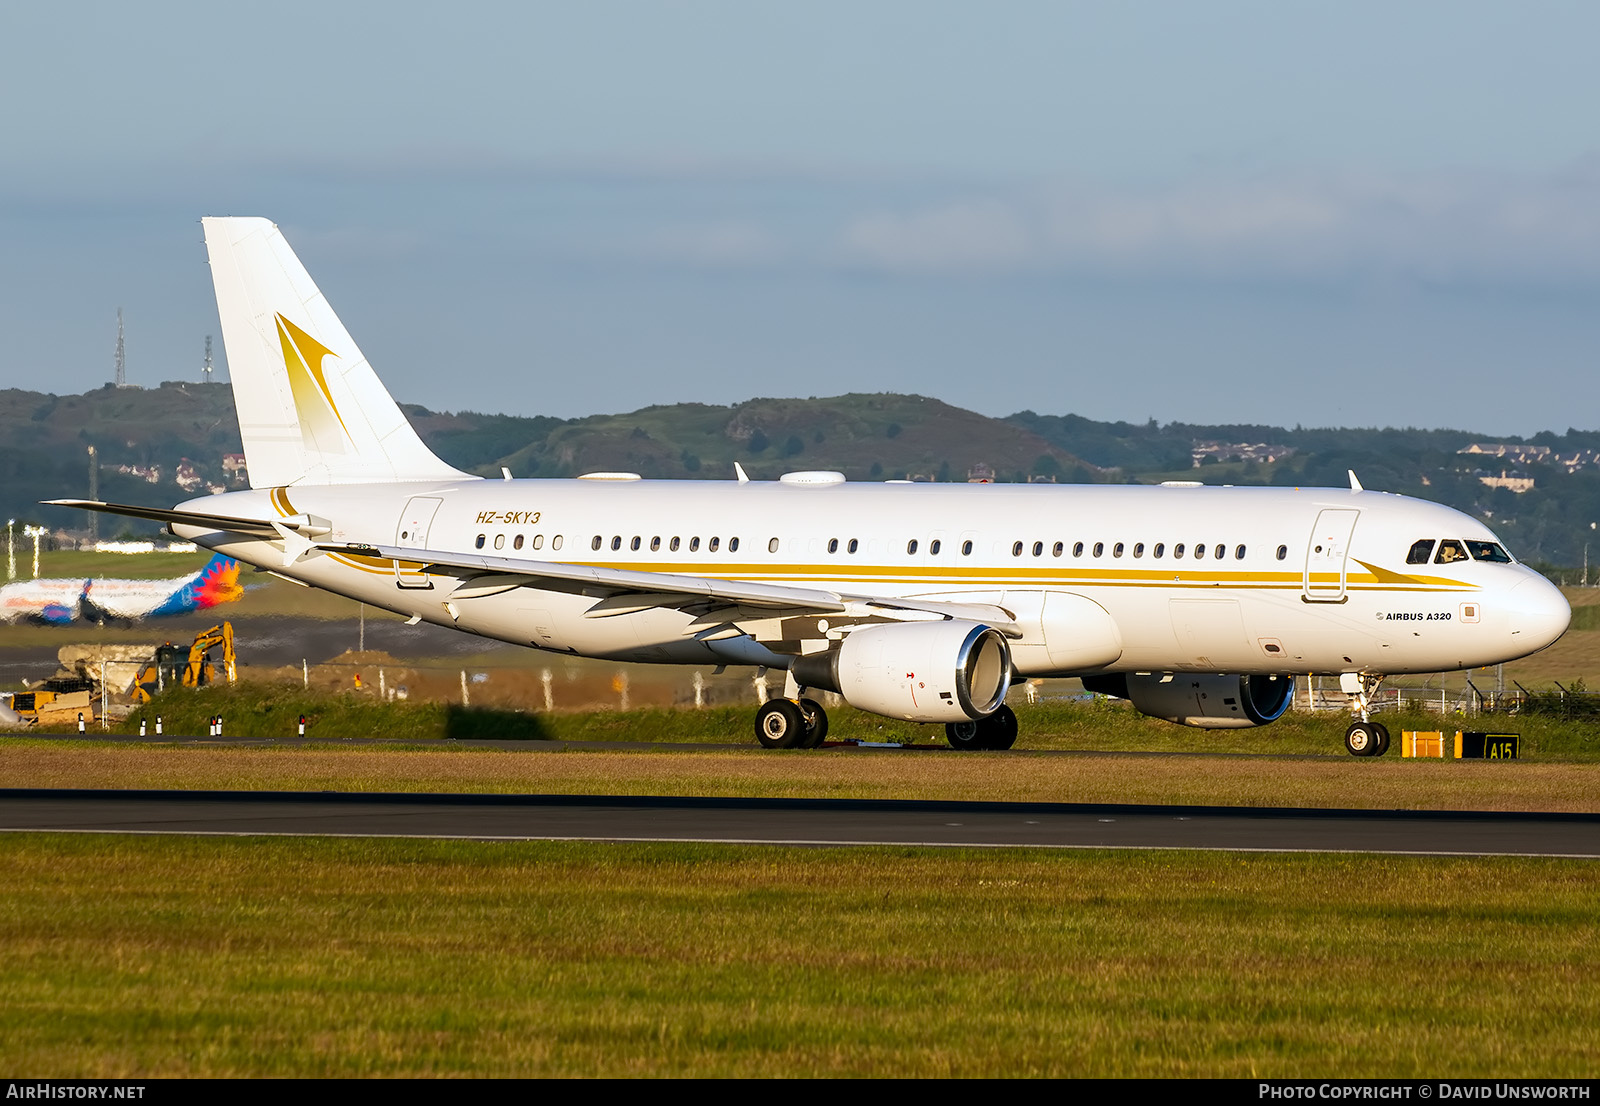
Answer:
[
  {"left": 1344, "top": 722, "right": 1379, "bottom": 757},
  {"left": 945, "top": 718, "right": 986, "bottom": 750},
  {"left": 798, "top": 698, "right": 829, "bottom": 747},
  {"left": 1372, "top": 723, "right": 1391, "bottom": 757},
  {"left": 946, "top": 705, "right": 1019, "bottom": 750},
  {"left": 983, "top": 705, "right": 1019, "bottom": 750},
  {"left": 755, "top": 699, "right": 808, "bottom": 749}
]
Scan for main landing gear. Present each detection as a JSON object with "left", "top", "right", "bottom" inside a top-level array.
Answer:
[
  {"left": 752, "top": 695, "right": 1018, "bottom": 750},
  {"left": 754, "top": 697, "right": 829, "bottom": 749},
  {"left": 1340, "top": 672, "right": 1391, "bottom": 757},
  {"left": 945, "top": 705, "right": 1018, "bottom": 751}
]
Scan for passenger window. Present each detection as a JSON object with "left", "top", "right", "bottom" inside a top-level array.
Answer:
[
  {"left": 513, "top": 535, "right": 524, "bottom": 551},
  {"left": 611, "top": 536, "right": 622, "bottom": 551},
  {"left": 670, "top": 537, "right": 681, "bottom": 551},
  {"left": 532, "top": 535, "right": 544, "bottom": 551},
  {"left": 729, "top": 537, "right": 740, "bottom": 552},
  {"left": 590, "top": 536, "right": 601, "bottom": 551},
  {"left": 551, "top": 535, "right": 562, "bottom": 551},
  {"left": 930, "top": 539, "right": 941, "bottom": 555},
  {"left": 1133, "top": 543, "right": 1144, "bottom": 558},
  {"left": 650, "top": 536, "right": 661, "bottom": 551},
  {"left": 1113, "top": 542, "right": 1124, "bottom": 558},
  {"left": 1154, "top": 543, "right": 1165, "bottom": 558},
  {"left": 1032, "top": 541, "right": 1043, "bottom": 557},
  {"left": 689, "top": 537, "right": 700, "bottom": 552},
  {"left": 1093, "top": 542, "right": 1104, "bottom": 557},
  {"left": 828, "top": 538, "right": 839, "bottom": 554},
  {"left": 1053, "top": 542, "right": 1063, "bottom": 557},
  {"left": 491, "top": 534, "right": 503, "bottom": 550},
  {"left": 1276, "top": 544, "right": 1287, "bottom": 561},
  {"left": 1194, "top": 543, "right": 1205, "bottom": 559},
  {"left": 1465, "top": 540, "right": 1512, "bottom": 563},
  {"left": 1174, "top": 543, "right": 1185, "bottom": 557},
  {"left": 1435, "top": 539, "right": 1468, "bottom": 564},
  {"left": 475, "top": 534, "right": 487, "bottom": 549},
  {"left": 847, "top": 539, "right": 858, "bottom": 554},
  {"left": 962, "top": 540, "right": 973, "bottom": 556},
  {"left": 630, "top": 536, "right": 641, "bottom": 551},
  {"left": 1234, "top": 544, "right": 1245, "bottom": 560},
  {"left": 1406, "top": 539, "right": 1436, "bottom": 565},
  {"left": 907, "top": 539, "right": 918, "bottom": 555},
  {"left": 710, "top": 537, "right": 721, "bottom": 552},
  {"left": 770, "top": 538, "right": 780, "bottom": 553},
  {"left": 1012, "top": 541, "right": 1024, "bottom": 557},
  {"left": 1073, "top": 542, "right": 1084, "bottom": 557}
]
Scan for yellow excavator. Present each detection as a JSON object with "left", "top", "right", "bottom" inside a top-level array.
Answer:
[{"left": 132, "top": 622, "right": 237, "bottom": 704}]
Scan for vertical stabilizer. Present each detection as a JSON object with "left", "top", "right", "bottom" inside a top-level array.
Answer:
[{"left": 202, "top": 217, "right": 468, "bottom": 487}]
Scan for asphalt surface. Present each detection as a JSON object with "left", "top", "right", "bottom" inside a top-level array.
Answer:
[{"left": 3, "top": 789, "right": 1598, "bottom": 856}]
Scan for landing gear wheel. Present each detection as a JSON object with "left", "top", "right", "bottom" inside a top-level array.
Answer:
[
  {"left": 755, "top": 699, "right": 808, "bottom": 749},
  {"left": 983, "top": 705, "right": 1019, "bottom": 751},
  {"left": 945, "top": 718, "right": 985, "bottom": 750},
  {"left": 945, "top": 705, "right": 1019, "bottom": 750},
  {"left": 798, "top": 698, "right": 829, "bottom": 747},
  {"left": 1344, "top": 721, "right": 1380, "bottom": 757},
  {"left": 1372, "top": 723, "right": 1391, "bottom": 757}
]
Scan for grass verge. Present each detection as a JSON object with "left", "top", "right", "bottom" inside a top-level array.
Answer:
[
  {"left": 4, "top": 743, "right": 1599, "bottom": 812},
  {"left": 1, "top": 835, "right": 1595, "bottom": 1077},
  {"left": 47, "top": 687, "right": 1600, "bottom": 760}
]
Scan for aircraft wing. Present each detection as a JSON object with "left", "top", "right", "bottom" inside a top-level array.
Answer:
[{"left": 327, "top": 542, "right": 1023, "bottom": 637}]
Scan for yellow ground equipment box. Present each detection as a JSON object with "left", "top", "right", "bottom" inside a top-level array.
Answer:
[
  {"left": 1402, "top": 731, "right": 1446, "bottom": 758},
  {"left": 1402, "top": 731, "right": 1518, "bottom": 758}
]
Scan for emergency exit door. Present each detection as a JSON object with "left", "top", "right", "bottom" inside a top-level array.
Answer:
[{"left": 394, "top": 496, "right": 442, "bottom": 589}]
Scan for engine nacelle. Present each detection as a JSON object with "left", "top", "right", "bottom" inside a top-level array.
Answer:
[
  {"left": 790, "top": 620, "right": 1011, "bottom": 723},
  {"left": 1083, "top": 673, "right": 1295, "bottom": 729}
]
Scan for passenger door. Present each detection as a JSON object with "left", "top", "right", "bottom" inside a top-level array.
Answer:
[{"left": 1303, "top": 509, "right": 1359, "bottom": 603}]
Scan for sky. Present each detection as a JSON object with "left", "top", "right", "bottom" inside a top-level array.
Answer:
[{"left": 2, "top": 1, "right": 1599, "bottom": 436}]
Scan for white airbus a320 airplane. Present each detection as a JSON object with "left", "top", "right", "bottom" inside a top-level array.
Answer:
[{"left": 54, "top": 218, "right": 1571, "bottom": 755}]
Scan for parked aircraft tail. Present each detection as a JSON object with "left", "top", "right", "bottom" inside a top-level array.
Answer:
[
  {"left": 142, "top": 553, "right": 245, "bottom": 617},
  {"left": 201, "top": 217, "right": 467, "bottom": 488}
]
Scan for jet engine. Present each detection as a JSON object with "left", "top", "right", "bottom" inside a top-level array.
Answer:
[
  {"left": 789, "top": 620, "right": 1011, "bottom": 723},
  {"left": 1082, "top": 673, "right": 1295, "bottom": 729}
]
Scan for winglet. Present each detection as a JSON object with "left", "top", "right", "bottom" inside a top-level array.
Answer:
[
  {"left": 1348, "top": 470, "right": 1364, "bottom": 492},
  {"left": 734, "top": 462, "right": 750, "bottom": 484}
]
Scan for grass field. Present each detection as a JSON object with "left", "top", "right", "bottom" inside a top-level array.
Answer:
[
  {"left": 44, "top": 685, "right": 1600, "bottom": 757},
  {"left": 2, "top": 835, "right": 1595, "bottom": 1077}
]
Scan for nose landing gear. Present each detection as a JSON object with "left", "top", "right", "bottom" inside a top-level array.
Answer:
[{"left": 1340, "top": 672, "right": 1391, "bottom": 757}]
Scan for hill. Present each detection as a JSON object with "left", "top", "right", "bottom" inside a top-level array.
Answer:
[{"left": 8, "top": 381, "right": 1599, "bottom": 571}]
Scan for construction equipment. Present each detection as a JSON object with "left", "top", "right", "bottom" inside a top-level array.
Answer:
[
  {"left": 132, "top": 622, "right": 237, "bottom": 704},
  {"left": 10, "top": 676, "right": 96, "bottom": 726}
]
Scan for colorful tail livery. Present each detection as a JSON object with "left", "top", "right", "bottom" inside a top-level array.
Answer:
[
  {"left": 0, "top": 554, "right": 243, "bottom": 624},
  {"left": 202, "top": 217, "right": 464, "bottom": 487}
]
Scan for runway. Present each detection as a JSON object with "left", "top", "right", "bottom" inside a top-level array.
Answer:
[{"left": 3, "top": 789, "right": 1599, "bottom": 856}]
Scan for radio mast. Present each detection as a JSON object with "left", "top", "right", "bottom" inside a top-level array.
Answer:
[{"left": 114, "top": 308, "right": 126, "bottom": 387}]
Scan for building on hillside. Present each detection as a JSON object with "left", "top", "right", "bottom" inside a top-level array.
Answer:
[
  {"left": 1476, "top": 470, "right": 1535, "bottom": 493},
  {"left": 110, "top": 464, "right": 161, "bottom": 484},
  {"left": 1460, "top": 443, "right": 1600, "bottom": 473},
  {"left": 174, "top": 460, "right": 203, "bottom": 492},
  {"left": 1191, "top": 441, "right": 1294, "bottom": 466},
  {"left": 221, "top": 453, "right": 248, "bottom": 485}
]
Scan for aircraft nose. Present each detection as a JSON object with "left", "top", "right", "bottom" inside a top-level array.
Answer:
[{"left": 1507, "top": 574, "right": 1571, "bottom": 653}]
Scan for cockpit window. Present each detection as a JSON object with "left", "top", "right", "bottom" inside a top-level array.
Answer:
[
  {"left": 1465, "top": 540, "right": 1513, "bottom": 563},
  {"left": 1435, "top": 539, "right": 1468, "bottom": 564},
  {"left": 1406, "top": 539, "right": 1435, "bottom": 565}
]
